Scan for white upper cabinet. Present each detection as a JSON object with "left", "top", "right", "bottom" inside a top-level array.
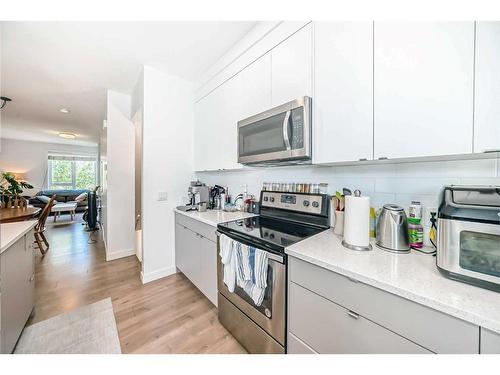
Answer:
[
  {"left": 313, "top": 22, "right": 374, "bottom": 164},
  {"left": 271, "top": 24, "right": 313, "bottom": 106},
  {"left": 474, "top": 21, "right": 500, "bottom": 153},
  {"left": 374, "top": 22, "right": 474, "bottom": 159},
  {"left": 194, "top": 76, "right": 242, "bottom": 171},
  {"left": 239, "top": 53, "right": 272, "bottom": 120}
]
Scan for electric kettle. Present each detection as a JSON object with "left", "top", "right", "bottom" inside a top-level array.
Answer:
[{"left": 376, "top": 204, "right": 410, "bottom": 253}]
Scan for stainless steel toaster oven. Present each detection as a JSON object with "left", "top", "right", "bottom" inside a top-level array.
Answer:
[{"left": 437, "top": 185, "right": 500, "bottom": 292}]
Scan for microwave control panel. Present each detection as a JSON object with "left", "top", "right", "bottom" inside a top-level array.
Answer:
[{"left": 290, "top": 108, "right": 304, "bottom": 149}]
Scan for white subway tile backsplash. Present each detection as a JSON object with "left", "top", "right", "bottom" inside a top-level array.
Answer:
[
  {"left": 395, "top": 159, "right": 497, "bottom": 178},
  {"left": 459, "top": 177, "right": 500, "bottom": 185},
  {"left": 375, "top": 178, "right": 460, "bottom": 195},
  {"left": 196, "top": 158, "right": 500, "bottom": 209}
]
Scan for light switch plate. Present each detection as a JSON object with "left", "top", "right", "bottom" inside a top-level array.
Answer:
[{"left": 158, "top": 192, "right": 168, "bottom": 201}]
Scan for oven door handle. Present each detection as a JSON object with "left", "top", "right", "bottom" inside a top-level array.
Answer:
[
  {"left": 217, "top": 231, "right": 285, "bottom": 264},
  {"left": 283, "top": 110, "right": 291, "bottom": 151}
]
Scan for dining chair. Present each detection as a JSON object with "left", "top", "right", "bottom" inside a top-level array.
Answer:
[{"left": 34, "top": 194, "right": 56, "bottom": 255}]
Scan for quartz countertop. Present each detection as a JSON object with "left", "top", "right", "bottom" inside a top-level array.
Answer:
[
  {"left": 285, "top": 229, "right": 500, "bottom": 334},
  {"left": 1, "top": 220, "right": 37, "bottom": 254},
  {"left": 174, "top": 208, "right": 257, "bottom": 227}
]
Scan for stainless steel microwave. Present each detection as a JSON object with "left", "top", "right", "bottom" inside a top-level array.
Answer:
[{"left": 237, "top": 96, "right": 312, "bottom": 165}]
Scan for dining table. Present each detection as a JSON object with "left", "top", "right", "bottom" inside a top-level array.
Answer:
[{"left": 0, "top": 207, "right": 41, "bottom": 223}]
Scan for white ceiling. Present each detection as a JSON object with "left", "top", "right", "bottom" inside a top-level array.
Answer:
[{"left": 0, "top": 21, "right": 257, "bottom": 146}]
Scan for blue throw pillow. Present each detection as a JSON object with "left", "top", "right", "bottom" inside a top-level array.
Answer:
[{"left": 38, "top": 196, "right": 52, "bottom": 204}]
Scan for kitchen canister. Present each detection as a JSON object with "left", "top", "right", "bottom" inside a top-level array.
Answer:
[
  {"left": 333, "top": 211, "right": 344, "bottom": 235},
  {"left": 342, "top": 190, "right": 372, "bottom": 251}
]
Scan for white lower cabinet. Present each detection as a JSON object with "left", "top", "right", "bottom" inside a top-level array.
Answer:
[
  {"left": 1, "top": 230, "right": 35, "bottom": 354},
  {"left": 289, "top": 282, "right": 430, "bottom": 354},
  {"left": 288, "top": 257, "right": 481, "bottom": 354},
  {"left": 175, "top": 214, "right": 217, "bottom": 306},
  {"left": 481, "top": 328, "right": 500, "bottom": 354}
]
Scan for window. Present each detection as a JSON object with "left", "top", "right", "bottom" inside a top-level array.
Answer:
[{"left": 48, "top": 154, "right": 97, "bottom": 190}]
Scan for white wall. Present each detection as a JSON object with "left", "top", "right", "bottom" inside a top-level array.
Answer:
[
  {"left": 196, "top": 158, "right": 500, "bottom": 245},
  {"left": 0, "top": 138, "right": 97, "bottom": 194},
  {"left": 103, "top": 90, "right": 135, "bottom": 261},
  {"left": 140, "top": 66, "right": 195, "bottom": 283}
]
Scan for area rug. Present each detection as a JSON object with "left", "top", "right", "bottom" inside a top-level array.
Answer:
[{"left": 14, "top": 298, "right": 122, "bottom": 354}]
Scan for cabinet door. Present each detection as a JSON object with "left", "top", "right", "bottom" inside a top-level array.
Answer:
[
  {"left": 175, "top": 223, "right": 189, "bottom": 273},
  {"left": 271, "top": 24, "right": 313, "bottom": 106},
  {"left": 474, "top": 21, "right": 500, "bottom": 153},
  {"left": 481, "top": 328, "right": 500, "bottom": 354},
  {"left": 1, "top": 234, "right": 35, "bottom": 354},
  {"left": 197, "top": 236, "right": 218, "bottom": 306},
  {"left": 314, "top": 22, "right": 374, "bottom": 163},
  {"left": 194, "top": 95, "right": 216, "bottom": 171},
  {"left": 374, "top": 22, "right": 474, "bottom": 159},
  {"left": 239, "top": 53, "right": 272, "bottom": 120},
  {"left": 175, "top": 224, "right": 200, "bottom": 286}
]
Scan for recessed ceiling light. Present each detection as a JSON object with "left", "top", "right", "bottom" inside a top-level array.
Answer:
[
  {"left": 59, "top": 132, "right": 76, "bottom": 139},
  {"left": 59, "top": 108, "right": 70, "bottom": 114}
]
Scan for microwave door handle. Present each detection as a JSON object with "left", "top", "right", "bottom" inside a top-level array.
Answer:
[{"left": 283, "top": 110, "right": 292, "bottom": 151}]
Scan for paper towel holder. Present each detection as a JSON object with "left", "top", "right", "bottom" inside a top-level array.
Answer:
[
  {"left": 341, "top": 239, "right": 372, "bottom": 252},
  {"left": 341, "top": 189, "right": 372, "bottom": 251}
]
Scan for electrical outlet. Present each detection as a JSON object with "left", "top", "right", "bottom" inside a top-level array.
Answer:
[
  {"left": 158, "top": 192, "right": 168, "bottom": 201},
  {"left": 423, "top": 206, "right": 438, "bottom": 226}
]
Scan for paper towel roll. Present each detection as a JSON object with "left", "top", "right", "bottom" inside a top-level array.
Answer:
[{"left": 344, "top": 195, "right": 370, "bottom": 247}]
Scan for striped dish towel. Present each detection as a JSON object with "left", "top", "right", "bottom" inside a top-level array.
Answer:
[{"left": 242, "top": 246, "right": 269, "bottom": 306}]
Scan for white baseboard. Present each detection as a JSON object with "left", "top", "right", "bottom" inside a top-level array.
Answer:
[
  {"left": 106, "top": 248, "right": 135, "bottom": 261},
  {"left": 141, "top": 266, "right": 177, "bottom": 284}
]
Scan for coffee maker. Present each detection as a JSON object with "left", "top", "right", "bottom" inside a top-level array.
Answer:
[{"left": 187, "top": 180, "right": 209, "bottom": 210}]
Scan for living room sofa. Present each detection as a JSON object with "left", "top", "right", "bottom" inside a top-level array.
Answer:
[{"left": 29, "top": 189, "right": 90, "bottom": 213}]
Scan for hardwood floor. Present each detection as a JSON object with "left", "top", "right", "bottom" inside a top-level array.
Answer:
[{"left": 28, "top": 215, "right": 246, "bottom": 354}]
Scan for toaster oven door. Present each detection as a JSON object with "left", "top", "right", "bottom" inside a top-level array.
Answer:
[{"left": 437, "top": 218, "right": 500, "bottom": 288}]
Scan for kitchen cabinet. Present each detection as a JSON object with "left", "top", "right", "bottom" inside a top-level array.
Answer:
[
  {"left": 373, "top": 22, "right": 474, "bottom": 159},
  {"left": 289, "top": 282, "right": 430, "bottom": 354},
  {"left": 271, "top": 24, "right": 312, "bottom": 106},
  {"left": 313, "top": 22, "right": 374, "bottom": 164},
  {"left": 288, "top": 256, "right": 480, "bottom": 354},
  {"left": 474, "top": 21, "right": 500, "bottom": 153},
  {"left": 1, "top": 230, "right": 35, "bottom": 354},
  {"left": 238, "top": 52, "right": 272, "bottom": 120},
  {"left": 480, "top": 328, "right": 500, "bottom": 354},
  {"left": 175, "top": 213, "right": 217, "bottom": 306}
]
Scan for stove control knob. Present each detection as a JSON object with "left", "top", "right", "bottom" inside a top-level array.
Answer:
[
  {"left": 312, "top": 201, "right": 319, "bottom": 208},
  {"left": 303, "top": 200, "right": 310, "bottom": 207},
  {"left": 270, "top": 197, "right": 275, "bottom": 203},
  {"left": 263, "top": 196, "right": 269, "bottom": 202}
]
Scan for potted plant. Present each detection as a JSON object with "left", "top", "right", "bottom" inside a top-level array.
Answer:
[{"left": 0, "top": 172, "right": 34, "bottom": 208}]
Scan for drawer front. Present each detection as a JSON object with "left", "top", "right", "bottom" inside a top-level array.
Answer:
[
  {"left": 481, "top": 328, "right": 500, "bottom": 354},
  {"left": 289, "top": 282, "right": 430, "bottom": 354},
  {"left": 175, "top": 213, "right": 217, "bottom": 242},
  {"left": 288, "top": 332, "right": 317, "bottom": 354},
  {"left": 290, "top": 257, "right": 479, "bottom": 353}
]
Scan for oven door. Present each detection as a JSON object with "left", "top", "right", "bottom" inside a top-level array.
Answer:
[
  {"left": 237, "top": 96, "right": 311, "bottom": 164},
  {"left": 216, "top": 232, "right": 286, "bottom": 348},
  {"left": 437, "top": 218, "right": 500, "bottom": 288}
]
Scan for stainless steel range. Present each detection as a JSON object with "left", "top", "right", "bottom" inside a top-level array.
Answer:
[{"left": 216, "top": 191, "right": 330, "bottom": 353}]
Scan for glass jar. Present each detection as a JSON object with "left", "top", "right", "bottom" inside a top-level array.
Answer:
[{"left": 319, "top": 183, "right": 329, "bottom": 194}]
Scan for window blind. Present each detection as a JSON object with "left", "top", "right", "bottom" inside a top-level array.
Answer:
[{"left": 48, "top": 154, "right": 97, "bottom": 162}]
